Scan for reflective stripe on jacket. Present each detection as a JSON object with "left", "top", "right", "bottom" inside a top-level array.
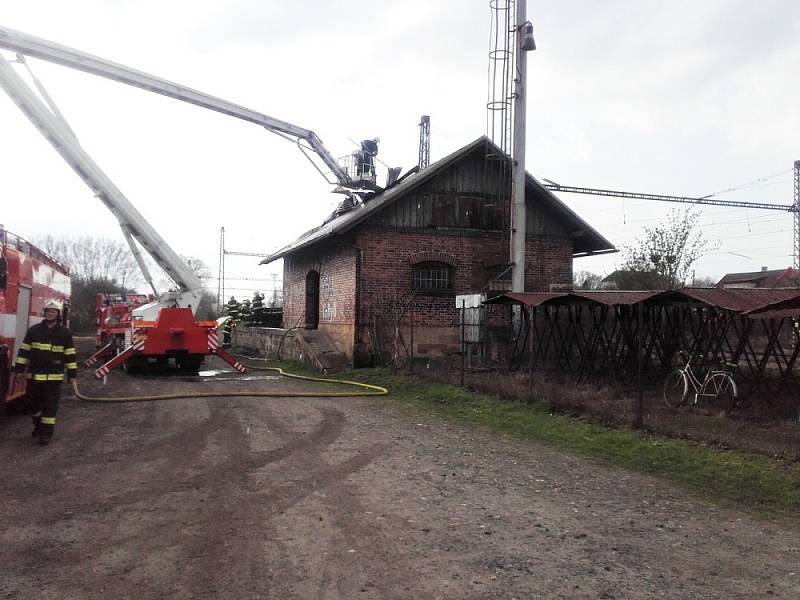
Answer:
[{"left": 14, "top": 322, "right": 78, "bottom": 380}]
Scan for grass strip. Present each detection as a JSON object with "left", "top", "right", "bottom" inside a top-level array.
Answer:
[{"left": 328, "top": 366, "right": 800, "bottom": 515}]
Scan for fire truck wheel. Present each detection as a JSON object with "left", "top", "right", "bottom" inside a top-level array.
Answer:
[
  {"left": 178, "top": 356, "right": 203, "bottom": 373},
  {"left": 122, "top": 360, "right": 144, "bottom": 376}
]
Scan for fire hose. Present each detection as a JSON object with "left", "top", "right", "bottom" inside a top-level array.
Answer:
[{"left": 70, "top": 357, "right": 388, "bottom": 402}]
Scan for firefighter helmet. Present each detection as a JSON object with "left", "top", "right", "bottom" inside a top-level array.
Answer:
[{"left": 43, "top": 299, "right": 63, "bottom": 315}]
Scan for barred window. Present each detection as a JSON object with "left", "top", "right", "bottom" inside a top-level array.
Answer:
[{"left": 412, "top": 262, "right": 454, "bottom": 292}]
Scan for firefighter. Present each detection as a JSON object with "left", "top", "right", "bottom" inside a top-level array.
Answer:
[
  {"left": 251, "top": 291, "right": 265, "bottom": 327},
  {"left": 13, "top": 299, "right": 77, "bottom": 445},
  {"left": 221, "top": 317, "right": 233, "bottom": 348},
  {"left": 224, "top": 296, "right": 241, "bottom": 322},
  {"left": 355, "top": 137, "right": 379, "bottom": 179},
  {"left": 240, "top": 298, "right": 252, "bottom": 325}
]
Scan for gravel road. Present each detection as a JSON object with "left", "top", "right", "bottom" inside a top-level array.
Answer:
[{"left": 1, "top": 360, "right": 798, "bottom": 599}]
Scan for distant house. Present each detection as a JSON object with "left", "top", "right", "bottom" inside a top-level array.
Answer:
[
  {"left": 601, "top": 269, "right": 662, "bottom": 290},
  {"left": 717, "top": 267, "right": 799, "bottom": 289},
  {"left": 260, "top": 137, "right": 615, "bottom": 366}
]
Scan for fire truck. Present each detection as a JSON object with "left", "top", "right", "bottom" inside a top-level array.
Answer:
[
  {"left": 0, "top": 47, "right": 247, "bottom": 377},
  {"left": 0, "top": 226, "right": 70, "bottom": 408},
  {"left": 93, "top": 292, "right": 153, "bottom": 355},
  {"left": 0, "top": 26, "right": 377, "bottom": 378}
]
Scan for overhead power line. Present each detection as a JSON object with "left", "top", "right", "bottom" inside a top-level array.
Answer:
[
  {"left": 542, "top": 184, "right": 797, "bottom": 213},
  {"left": 224, "top": 250, "right": 271, "bottom": 257},
  {"left": 704, "top": 169, "right": 792, "bottom": 197}
]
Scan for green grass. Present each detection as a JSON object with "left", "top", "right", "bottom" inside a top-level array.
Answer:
[{"left": 307, "top": 365, "right": 800, "bottom": 515}]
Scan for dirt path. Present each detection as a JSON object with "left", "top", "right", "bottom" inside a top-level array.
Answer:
[{"left": 1, "top": 361, "right": 798, "bottom": 599}]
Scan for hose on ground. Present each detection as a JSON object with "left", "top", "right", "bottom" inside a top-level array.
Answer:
[{"left": 71, "top": 357, "right": 388, "bottom": 403}]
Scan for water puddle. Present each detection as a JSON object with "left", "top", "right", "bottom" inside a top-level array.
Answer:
[
  {"left": 198, "top": 370, "right": 228, "bottom": 377},
  {"left": 197, "top": 370, "right": 281, "bottom": 382}
]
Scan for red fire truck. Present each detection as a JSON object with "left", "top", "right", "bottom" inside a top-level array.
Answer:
[
  {"left": 0, "top": 27, "right": 378, "bottom": 378},
  {"left": 92, "top": 292, "right": 152, "bottom": 353},
  {"left": 0, "top": 43, "right": 246, "bottom": 378},
  {"left": 0, "top": 226, "right": 70, "bottom": 409}
]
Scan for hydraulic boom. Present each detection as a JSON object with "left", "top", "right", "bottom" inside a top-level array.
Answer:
[
  {"left": 0, "top": 25, "right": 352, "bottom": 187},
  {"left": 0, "top": 53, "right": 202, "bottom": 318}
]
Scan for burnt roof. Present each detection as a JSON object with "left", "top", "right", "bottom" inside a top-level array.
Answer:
[{"left": 261, "top": 136, "right": 615, "bottom": 265}]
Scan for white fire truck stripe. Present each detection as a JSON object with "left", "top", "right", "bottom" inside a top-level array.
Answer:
[
  {"left": 0, "top": 314, "right": 17, "bottom": 339},
  {"left": 207, "top": 331, "right": 220, "bottom": 350}
]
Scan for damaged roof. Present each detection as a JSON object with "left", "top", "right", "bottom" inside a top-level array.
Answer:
[{"left": 260, "top": 136, "right": 615, "bottom": 265}]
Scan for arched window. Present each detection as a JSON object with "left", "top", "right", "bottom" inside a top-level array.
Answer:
[{"left": 412, "top": 262, "right": 454, "bottom": 293}]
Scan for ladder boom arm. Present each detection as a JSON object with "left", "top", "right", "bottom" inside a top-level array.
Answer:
[
  {"left": 0, "top": 25, "right": 351, "bottom": 185},
  {"left": 0, "top": 54, "right": 203, "bottom": 294}
]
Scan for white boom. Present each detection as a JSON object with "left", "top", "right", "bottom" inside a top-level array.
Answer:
[
  {"left": 0, "top": 25, "right": 352, "bottom": 186},
  {"left": 0, "top": 54, "right": 202, "bottom": 318}
]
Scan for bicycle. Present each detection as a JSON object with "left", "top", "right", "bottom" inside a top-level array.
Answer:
[{"left": 662, "top": 351, "right": 738, "bottom": 415}]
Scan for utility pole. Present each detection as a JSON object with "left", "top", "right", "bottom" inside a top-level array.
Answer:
[
  {"left": 511, "top": 4, "right": 535, "bottom": 292},
  {"left": 217, "top": 226, "right": 225, "bottom": 311},
  {"left": 794, "top": 160, "right": 799, "bottom": 273}
]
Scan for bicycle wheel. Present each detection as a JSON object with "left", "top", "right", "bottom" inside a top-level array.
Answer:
[
  {"left": 663, "top": 369, "right": 688, "bottom": 408},
  {"left": 702, "top": 373, "right": 737, "bottom": 416}
]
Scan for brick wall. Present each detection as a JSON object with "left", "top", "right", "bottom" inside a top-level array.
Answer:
[
  {"left": 232, "top": 326, "right": 302, "bottom": 361},
  {"left": 282, "top": 234, "right": 357, "bottom": 358},
  {"left": 524, "top": 239, "right": 574, "bottom": 291},
  {"left": 353, "top": 226, "right": 572, "bottom": 363},
  {"left": 281, "top": 225, "right": 573, "bottom": 366}
]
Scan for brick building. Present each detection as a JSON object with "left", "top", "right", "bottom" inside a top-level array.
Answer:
[{"left": 260, "top": 137, "right": 615, "bottom": 365}]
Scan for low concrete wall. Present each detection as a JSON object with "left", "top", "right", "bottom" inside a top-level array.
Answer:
[{"left": 232, "top": 326, "right": 302, "bottom": 361}]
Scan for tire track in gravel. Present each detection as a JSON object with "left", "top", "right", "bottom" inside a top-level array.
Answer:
[
  {"left": 245, "top": 401, "right": 421, "bottom": 599},
  {"left": 1, "top": 397, "right": 226, "bottom": 600},
  {"left": 3, "top": 397, "right": 389, "bottom": 599}
]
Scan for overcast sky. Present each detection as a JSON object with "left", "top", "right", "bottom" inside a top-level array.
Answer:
[{"left": 2, "top": 1, "right": 798, "bottom": 298}]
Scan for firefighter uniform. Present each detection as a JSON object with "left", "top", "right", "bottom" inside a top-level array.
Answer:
[
  {"left": 14, "top": 320, "right": 77, "bottom": 444},
  {"left": 240, "top": 299, "right": 252, "bottom": 325},
  {"left": 222, "top": 318, "right": 233, "bottom": 348},
  {"left": 225, "top": 296, "right": 241, "bottom": 321},
  {"left": 251, "top": 292, "right": 265, "bottom": 326}
]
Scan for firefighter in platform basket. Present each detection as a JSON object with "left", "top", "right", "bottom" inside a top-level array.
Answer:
[{"left": 12, "top": 300, "right": 77, "bottom": 445}]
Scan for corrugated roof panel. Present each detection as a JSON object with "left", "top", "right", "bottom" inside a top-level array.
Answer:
[
  {"left": 676, "top": 288, "right": 800, "bottom": 312},
  {"left": 572, "top": 290, "right": 665, "bottom": 305},
  {"left": 484, "top": 288, "right": 800, "bottom": 312},
  {"left": 745, "top": 295, "right": 800, "bottom": 319},
  {"left": 484, "top": 292, "right": 567, "bottom": 307}
]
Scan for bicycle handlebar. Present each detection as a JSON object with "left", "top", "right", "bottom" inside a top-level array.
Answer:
[{"left": 676, "top": 350, "right": 737, "bottom": 372}]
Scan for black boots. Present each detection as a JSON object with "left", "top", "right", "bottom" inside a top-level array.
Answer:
[
  {"left": 32, "top": 416, "right": 53, "bottom": 445},
  {"left": 31, "top": 416, "right": 41, "bottom": 438}
]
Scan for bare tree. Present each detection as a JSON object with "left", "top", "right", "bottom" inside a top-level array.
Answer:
[
  {"left": 620, "top": 207, "right": 714, "bottom": 289},
  {"left": 37, "top": 235, "right": 141, "bottom": 287},
  {"left": 182, "top": 256, "right": 217, "bottom": 319},
  {"left": 573, "top": 270, "right": 603, "bottom": 290},
  {"left": 692, "top": 275, "right": 718, "bottom": 288}
]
